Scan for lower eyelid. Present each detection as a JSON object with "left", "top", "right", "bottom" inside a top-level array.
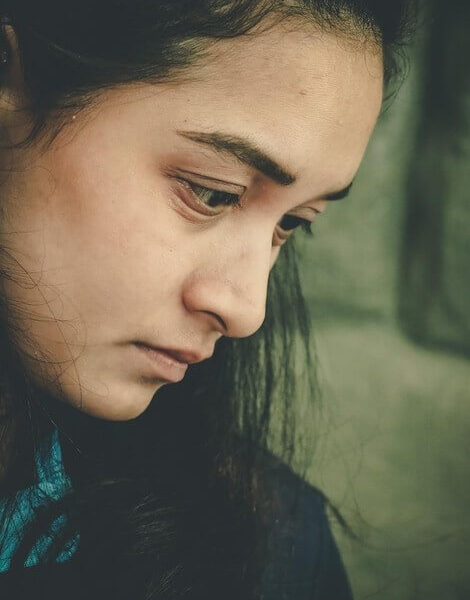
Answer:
[
  {"left": 273, "top": 224, "right": 291, "bottom": 243},
  {"left": 167, "top": 183, "right": 208, "bottom": 224},
  {"left": 173, "top": 180, "right": 220, "bottom": 217}
]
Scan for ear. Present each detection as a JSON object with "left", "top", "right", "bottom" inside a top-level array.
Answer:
[
  {"left": 0, "top": 23, "right": 31, "bottom": 148},
  {"left": 0, "top": 23, "right": 28, "bottom": 122}
]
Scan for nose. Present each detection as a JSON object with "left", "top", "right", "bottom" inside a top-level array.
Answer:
[{"left": 181, "top": 237, "right": 274, "bottom": 339}]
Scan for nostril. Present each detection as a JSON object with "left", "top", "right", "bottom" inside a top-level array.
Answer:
[{"left": 203, "top": 311, "right": 227, "bottom": 334}]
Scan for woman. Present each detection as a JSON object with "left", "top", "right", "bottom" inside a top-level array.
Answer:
[{"left": 0, "top": 2, "right": 415, "bottom": 598}]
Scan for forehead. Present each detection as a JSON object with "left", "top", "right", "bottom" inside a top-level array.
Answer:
[
  {"left": 80, "top": 23, "right": 384, "bottom": 199},
  {"left": 176, "top": 24, "right": 384, "bottom": 187}
]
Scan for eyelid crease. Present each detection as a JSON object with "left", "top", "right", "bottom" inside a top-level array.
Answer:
[
  {"left": 167, "top": 167, "right": 246, "bottom": 195},
  {"left": 290, "top": 206, "right": 319, "bottom": 219}
]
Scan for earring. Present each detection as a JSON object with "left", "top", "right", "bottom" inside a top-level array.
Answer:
[{"left": 1, "top": 15, "right": 11, "bottom": 64}]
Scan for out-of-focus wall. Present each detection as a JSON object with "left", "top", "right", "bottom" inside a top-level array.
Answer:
[{"left": 298, "top": 2, "right": 470, "bottom": 598}]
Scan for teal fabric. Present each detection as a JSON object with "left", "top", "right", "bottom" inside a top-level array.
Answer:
[{"left": 0, "top": 428, "right": 79, "bottom": 572}]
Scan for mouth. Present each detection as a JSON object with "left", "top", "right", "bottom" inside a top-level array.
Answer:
[
  {"left": 134, "top": 342, "right": 213, "bottom": 365},
  {"left": 133, "top": 343, "right": 190, "bottom": 383}
]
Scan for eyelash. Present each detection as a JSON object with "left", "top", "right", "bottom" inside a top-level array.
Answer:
[{"left": 177, "top": 178, "right": 314, "bottom": 237}]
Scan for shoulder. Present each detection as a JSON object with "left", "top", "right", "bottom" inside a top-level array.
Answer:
[{"left": 259, "top": 450, "right": 354, "bottom": 600}]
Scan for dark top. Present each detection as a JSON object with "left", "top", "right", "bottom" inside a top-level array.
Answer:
[{"left": 0, "top": 429, "right": 353, "bottom": 599}]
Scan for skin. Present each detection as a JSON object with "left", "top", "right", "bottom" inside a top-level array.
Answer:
[{"left": 0, "top": 23, "right": 383, "bottom": 421}]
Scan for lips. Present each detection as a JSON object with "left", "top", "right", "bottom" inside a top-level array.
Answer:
[{"left": 134, "top": 342, "right": 212, "bottom": 365}]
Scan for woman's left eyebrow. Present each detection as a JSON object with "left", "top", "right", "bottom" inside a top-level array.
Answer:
[{"left": 323, "top": 180, "right": 354, "bottom": 201}]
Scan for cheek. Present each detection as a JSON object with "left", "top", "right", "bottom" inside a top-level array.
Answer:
[
  {"left": 40, "top": 141, "right": 182, "bottom": 279},
  {"left": 1, "top": 149, "right": 188, "bottom": 352}
]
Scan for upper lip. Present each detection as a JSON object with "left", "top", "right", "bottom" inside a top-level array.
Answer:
[{"left": 137, "top": 342, "right": 213, "bottom": 365}]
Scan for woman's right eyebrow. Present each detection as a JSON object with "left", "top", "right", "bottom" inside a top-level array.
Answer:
[
  {"left": 176, "top": 129, "right": 354, "bottom": 202},
  {"left": 176, "top": 129, "right": 297, "bottom": 186}
]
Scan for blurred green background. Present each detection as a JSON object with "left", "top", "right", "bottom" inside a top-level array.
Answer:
[{"left": 297, "top": 2, "right": 470, "bottom": 598}]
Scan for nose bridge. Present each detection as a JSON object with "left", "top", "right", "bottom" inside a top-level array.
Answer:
[{"left": 183, "top": 232, "right": 273, "bottom": 339}]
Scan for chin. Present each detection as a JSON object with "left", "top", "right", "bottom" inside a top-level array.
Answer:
[
  {"left": 73, "top": 385, "right": 166, "bottom": 421},
  {"left": 26, "top": 354, "right": 169, "bottom": 422},
  {"left": 39, "top": 377, "right": 166, "bottom": 422},
  {"left": 74, "top": 398, "right": 152, "bottom": 422}
]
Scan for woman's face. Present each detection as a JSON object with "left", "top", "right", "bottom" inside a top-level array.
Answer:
[{"left": 0, "top": 25, "right": 383, "bottom": 420}]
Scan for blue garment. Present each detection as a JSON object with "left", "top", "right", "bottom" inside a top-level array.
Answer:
[
  {"left": 0, "top": 428, "right": 353, "bottom": 599},
  {"left": 0, "top": 428, "right": 79, "bottom": 572}
]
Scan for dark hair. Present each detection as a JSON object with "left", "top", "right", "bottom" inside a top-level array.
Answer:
[{"left": 0, "top": 2, "right": 416, "bottom": 598}]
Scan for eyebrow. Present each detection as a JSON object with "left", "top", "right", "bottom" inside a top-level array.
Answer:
[
  {"left": 176, "top": 129, "right": 354, "bottom": 201},
  {"left": 324, "top": 180, "right": 354, "bottom": 201}
]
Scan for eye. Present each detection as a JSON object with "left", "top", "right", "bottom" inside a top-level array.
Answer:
[
  {"left": 277, "top": 214, "right": 313, "bottom": 236},
  {"left": 272, "top": 214, "right": 314, "bottom": 248},
  {"left": 178, "top": 179, "right": 243, "bottom": 210},
  {"left": 176, "top": 176, "right": 313, "bottom": 240}
]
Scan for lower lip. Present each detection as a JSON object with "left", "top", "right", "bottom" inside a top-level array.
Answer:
[{"left": 133, "top": 343, "right": 188, "bottom": 382}]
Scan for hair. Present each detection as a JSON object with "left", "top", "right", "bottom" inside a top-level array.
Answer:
[{"left": 0, "top": 1, "right": 416, "bottom": 598}]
